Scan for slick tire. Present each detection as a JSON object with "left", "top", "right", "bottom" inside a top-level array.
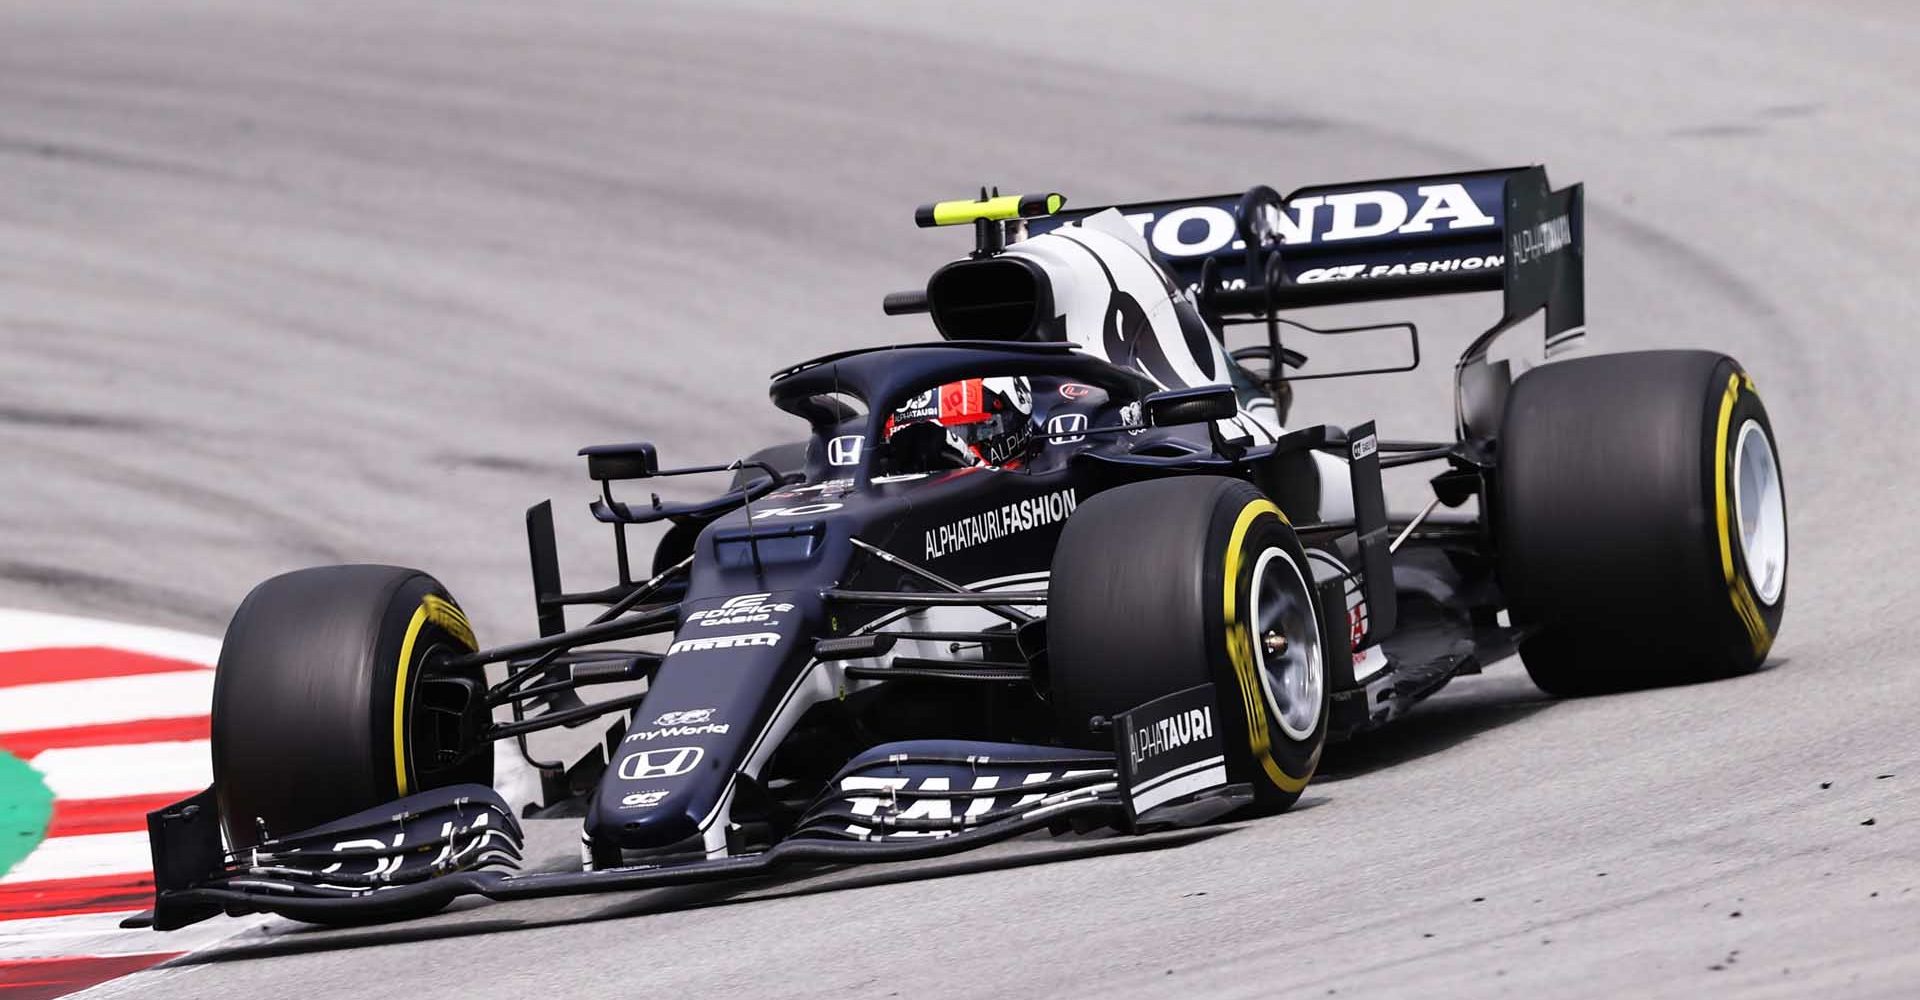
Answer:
[
  {"left": 1048, "top": 476, "right": 1328, "bottom": 814},
  {"left": 212, "top": 565, "right": 490, "bottom": 849},
  {"left": 1496, "top": 350, "right": 1787, "bottom": 696}
]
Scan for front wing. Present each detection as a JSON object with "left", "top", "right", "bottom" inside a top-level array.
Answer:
[{"left": 136, "top": 685, "right": 1236, "bottom": 930}]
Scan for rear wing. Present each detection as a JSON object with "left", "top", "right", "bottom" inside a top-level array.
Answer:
[
  {"left": 1027, "top": 166, "right": 1584, "bottom": 437},
  {"left": 1027, "top": 166, "right": 1583, "bottom": 354}
]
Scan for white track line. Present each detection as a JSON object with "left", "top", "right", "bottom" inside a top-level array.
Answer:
[
  {"left": 0, "top": 674, "right": 214, "bottom": 733},
  {"left": 29, "top": 741, "right": 210, "bottom": 802},
  {"left": 0, "top": 911, "right": 253, "bottom": 961},
  {"left": 0, "top": 832, "right": 154, "bottom": 885},
  {"left": 0, "top": 610, "right": 219, "bottom": 665}
]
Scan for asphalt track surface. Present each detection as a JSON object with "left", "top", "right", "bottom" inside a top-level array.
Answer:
[{"left": 2, "top": 2, "right": 1916, "bottom": 997}]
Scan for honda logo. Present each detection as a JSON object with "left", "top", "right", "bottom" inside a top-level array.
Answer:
[
  {"left": 618, "top": 746, "right": 704, "bottom": 780},
  {"left": 1047, "top": 412, "right": 1089, "bottom": 444},
  {"left": 828, "top": 435, "right": 863, "bottom": 466}
]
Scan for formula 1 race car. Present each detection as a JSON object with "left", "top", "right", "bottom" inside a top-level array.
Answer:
[{"left": 137, "top": 167, "right": 1788, "bottom": 930}]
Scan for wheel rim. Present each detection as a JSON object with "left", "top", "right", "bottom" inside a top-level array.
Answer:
[
  {"left": 1732, "top": 419, "right": 1787, "bottom": 606},
  {"left": 1248, "top": 548, "right": 1324, "bottom": 741},
  {"left": 410, "top": 644, "right": 489, "bottom": 788}
]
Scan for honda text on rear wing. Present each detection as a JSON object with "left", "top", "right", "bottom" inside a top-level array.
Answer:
[{"left": 1024, "top": 166, "right": 1584, "bottom": 437}]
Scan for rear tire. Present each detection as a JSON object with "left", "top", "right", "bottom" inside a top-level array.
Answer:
[
  {"left": 1496, "top": 350, "right": 1787, "bottom": 696},
  {"left": 211, "top": 565, "right": 490, "bottom": 849},
  {"left": 1048, "top": 477, "right": 1327, "bottom": 814}
]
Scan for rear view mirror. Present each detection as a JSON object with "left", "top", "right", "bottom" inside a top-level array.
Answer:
[
  {"left": 579, "top": 442, "right": 659, "bottom": 481},
  {"left": 1143, "top": 385, "right": 1237, "bottom": 428}
]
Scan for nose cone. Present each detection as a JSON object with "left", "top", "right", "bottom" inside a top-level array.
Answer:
[
  {"left": 592, "top": 738, "right": 725, "bottom": 853},
  {"left": 588, "top": 662, "right": 771, "bottom": 855},
  {"left": 583, "top": 590, "right": 809, "bottom": 858}
]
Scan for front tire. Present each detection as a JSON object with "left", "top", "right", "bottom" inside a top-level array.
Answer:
[
  {"left": 211, "top": 565, "right": 490, "bottom": 849},
  {"left": 1496, "top": 350, "right": 1787, "bottom": 696},
  {"left": 1047, "top": 477, "right": 1327, "bottom": 814}
]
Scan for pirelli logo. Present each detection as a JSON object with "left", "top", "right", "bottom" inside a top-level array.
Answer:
[{"left": 667, "top": 632, "right": 780, "bottom": 655}]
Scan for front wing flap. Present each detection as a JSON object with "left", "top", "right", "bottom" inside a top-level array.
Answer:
[
  {"left": 141, "top": 689, "right": 1241, "bottom": 929},
  {"left": 140, "top": 783, "right": 523, "bottom": 930}
]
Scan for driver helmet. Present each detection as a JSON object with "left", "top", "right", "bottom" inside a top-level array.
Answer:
[{"left": 885, "top": 376, "right": 1035, "bottom": 469}]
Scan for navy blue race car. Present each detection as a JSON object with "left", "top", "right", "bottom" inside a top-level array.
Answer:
[{"left": 136, "top": 168, "right": 1788, "bottom": 929}]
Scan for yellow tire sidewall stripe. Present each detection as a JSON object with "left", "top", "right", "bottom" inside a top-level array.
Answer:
[
  {"left": 1222, "top": 498, "right": 1316, "bottom": 794},
  {"left": 422, "top": 594, "right": 476, "bottom": 650},
  {"left": 1712, "top": 372, "right": 1774, "bottom": 659}
]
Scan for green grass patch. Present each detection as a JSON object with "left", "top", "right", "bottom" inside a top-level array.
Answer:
[{"left": 0, "top": 750, "right": 54, "bottom": 878}]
